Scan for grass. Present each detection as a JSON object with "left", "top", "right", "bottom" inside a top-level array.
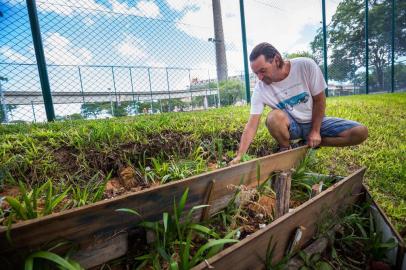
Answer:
[{"left": 0, "top": 92, "right": 405, "bottom": 236}]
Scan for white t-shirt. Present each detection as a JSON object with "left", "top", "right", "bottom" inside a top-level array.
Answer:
[{"left": 250, "top": 57, "right": 327, "bottom": 123}]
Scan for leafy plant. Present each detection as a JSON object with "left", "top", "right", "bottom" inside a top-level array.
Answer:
[
  {"left": 70, "top": 172, "right": 109, "bottom": 207},
  {"left": 264, "top": 236, "right": 290, "bottom": 270},
  {"left": 119, "top": 188, "right": 238, "bottom": 269},
  {"left": 5, "top": 180, "right": 70, "bottom": 222},
  {"left": 24, "top": 242, "right": 83, "bottom": 270},
  {"left": 298, "top": 252, "right": 333, "bottom": 270}
]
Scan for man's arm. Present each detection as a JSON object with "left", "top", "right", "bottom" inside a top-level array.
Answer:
[
  {"left": 308, "top": 91, "right": 326, "bottom": 148},
  {"left": 230, "top": 114, "right": 261, "bottom": 165}
]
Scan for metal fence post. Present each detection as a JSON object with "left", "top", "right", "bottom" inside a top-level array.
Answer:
[
  {"left": 111, "top": 67, "right": 118, "bottom": 107},
  {"left": 78, "top": 66, "right": 85, "bottom": 104},
  {"left": 391, "top": 0, "right": 396, "bottom": 93},
  {"left": 365, "top": 0, "right": 369, "bottom": 94},
  {"left": 239, "top": 0, "right": 251, "bottom": 103},
  {"left": 322, "top": 0, "right": 329, "bottom": 97},
  {"left": 31, "top": 101, "right": 36, "bottom": 122},
  {"left": 165, "top": 68, "right": 171, "bottom": 112},
  {"left": 147, "top": 68, "right": 153, "bottom": 113},
  {"left": 129, "top": 67, "right": 137, "bottom": 114},
  {"left": 26, "top": 0, "right": 55, "bottom": 121},
  {"left": 188, "top": 69, "right": 193, "bottom": 111}
]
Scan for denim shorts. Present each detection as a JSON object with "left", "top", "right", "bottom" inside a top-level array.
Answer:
[{"left": 285, "top": 112, "right": 361, "bottom": 141}]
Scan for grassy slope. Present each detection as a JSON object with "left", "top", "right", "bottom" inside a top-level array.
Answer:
[
  {"left": 0, "top": 93, "right": 405, "bottom": 233},
  {"left": 313, "top": 93, "right": 406, "bottom": 233}
]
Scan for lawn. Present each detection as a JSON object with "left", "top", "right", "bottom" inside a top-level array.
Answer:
[{"left": 0, "top": 92, "right": 405, "bottom": 236}]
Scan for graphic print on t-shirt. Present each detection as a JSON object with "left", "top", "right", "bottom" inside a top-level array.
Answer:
[{"left": 276, "top": 92, "right": 309, "bottom": 111}]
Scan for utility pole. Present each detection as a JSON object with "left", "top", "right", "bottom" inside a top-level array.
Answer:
[{"left": 212, "top": 0, "right": 228, "bottom": 82}]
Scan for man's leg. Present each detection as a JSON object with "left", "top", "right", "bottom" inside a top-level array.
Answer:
[
  {"left": 265, "top": 110, "right": 291, "bottom": 148},
  {"left": 318, "top": 117, "right": 368, "bottom": 147},
  {"left": 321, "top": 125, "right": 368, "bottom": 146}
]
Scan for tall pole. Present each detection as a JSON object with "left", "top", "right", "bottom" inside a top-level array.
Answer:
[
  {"left": 365, "top": 0, "right": 369, "bottom": 94},
  {"left": 391, "top": 0, "right": 396, "bottom": 93},
  {"left": 78, "top": 66, "right": 85, "bottom": 104},
  {"left": 147, "top": 68, "right": 153, "bottom": 113},
  {"left": 322, "top": 0, "right": 329, "bottom": 97},
  {"left": 239, "top": 0, "right": 251, "bottom": 103},
  {"left": 26, "top": 0, "right": 55, "bottom": 121},
  {"left": 0, "top": 80, "right": 9, "bottom": 123},
  {"left": 212, "top": 0, "right": 228, "bottom": 81}
]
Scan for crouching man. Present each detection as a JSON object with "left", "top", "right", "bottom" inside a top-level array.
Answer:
[{"left": 231, "top": 43, "right": 368, "bottom": 165}]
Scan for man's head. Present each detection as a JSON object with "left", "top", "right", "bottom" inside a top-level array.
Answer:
[{"left": 249, "top": 43, "right": 285, "bottom": 85}]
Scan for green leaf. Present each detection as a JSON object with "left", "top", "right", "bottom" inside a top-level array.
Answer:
[
  {"left": 5, "top": 196, "right": 27, "bottom": 220},
  {"left": 25, "top": 251, "right": 81, "bottom": 270},
  {"left": 163, "top": 212, "right": 169, "bottom": 233},
  {"left": 315, "top": 261, "right": 333, "bottom": 270},
  {"left": 189, "top": 224, "right": 219, "bottom": 239},
  {"left": 115, "top": 208, "right": 140, "bottom": 216},
  {"left": 191, "top": 239, "right": 238, "bottom": 266}
]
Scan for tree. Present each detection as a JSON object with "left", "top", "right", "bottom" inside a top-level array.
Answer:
[
  {"left": 311, "top": 0, "right": 406, "bottom": 88},
  {"left": 219, "top": 79, "right": 244, "bottom": 106},
  {"left": 284, "top": 51, "right": 320, "bottom": 64},
  {"left": 81, "top": 102, "right": 105, "bottom": 118}
]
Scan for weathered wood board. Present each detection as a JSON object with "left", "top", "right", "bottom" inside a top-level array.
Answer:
[
  {"left": 0, "top": 146, "right": 308, "bottom": 268},
  {"left": 193, "top": 167, "right": 367, "bottom": 270}
]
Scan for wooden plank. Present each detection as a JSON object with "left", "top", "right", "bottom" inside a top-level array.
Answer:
[
  {"left": 193, "top": 167, "right": 366, "bottom": 270},
  {"left": 0, "top": 146, "right": 308, "bottom": 263},
  {"left": 364, "top": 186, "right": 405, "bottom": 270},
  {"left": 71, "top": 232, "right": 128, "bottom": 269}
]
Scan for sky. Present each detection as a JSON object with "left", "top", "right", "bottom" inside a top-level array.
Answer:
[{"left": 0, "top": 0, "right": 341, "bottom": 121}]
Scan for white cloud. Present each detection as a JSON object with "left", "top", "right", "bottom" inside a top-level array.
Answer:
[
  {"left": 116, "top": 35, "right": 147, "bottom": 59},
  {"left": 82, "top": 17, "right": 95, "bottom": 26},
  {"left": 37, "top": 0, "right": 109, "bottom": 16},
  {"left": 165, "top": 0, "right": 202, "bottom": 11},
  {"left": 109, "top": 0, "right": 161, "bottom": 18},
  {"left": 44, "top": 33, "right": 93, "bottom": 65},
  {"left": 38, "top": 0, "right": 160, "bottom": 18},
  {"left": 0, "top": 46, "right": 31, "bottom": 63},
  {"left": 136, "top": 1, "right": 160, "bottom": 18},
  {"left": 171, "top": 0, "right": 339, "bottom": 73}
]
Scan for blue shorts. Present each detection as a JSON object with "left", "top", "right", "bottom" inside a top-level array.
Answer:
[{"left": 285, "top": 112, "right": 361, "bottom": 141}]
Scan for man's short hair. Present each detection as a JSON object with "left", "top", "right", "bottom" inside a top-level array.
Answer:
[{"left": 249, "top": 42, "right": 282, "bottom": 63}]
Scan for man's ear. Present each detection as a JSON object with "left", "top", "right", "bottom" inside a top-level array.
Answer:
[{"left": 275, "top": 55, "right": 283, "bottom": 69}]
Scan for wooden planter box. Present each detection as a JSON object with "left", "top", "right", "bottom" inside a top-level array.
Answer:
[
  {"left": 0, "top": 146, "right": 308, "bottom": 269},
  {"left": 193, "top": 169, "right": 406, "bottom": 270},
  {"left": 2, "top": 145, "right": 404, "bottom": 269}
]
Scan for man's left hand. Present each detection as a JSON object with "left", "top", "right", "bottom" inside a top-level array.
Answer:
[{"left": 307, "top": 130, "right": 321, "bottom": 148}]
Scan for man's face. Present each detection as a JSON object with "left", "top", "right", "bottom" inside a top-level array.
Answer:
[{"left": 250, "top": 55, "right": 279, "bottom": 85}]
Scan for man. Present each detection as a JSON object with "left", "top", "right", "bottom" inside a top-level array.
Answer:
[{"left": 231, "top": 43, "right": 368, "bottom": 165}]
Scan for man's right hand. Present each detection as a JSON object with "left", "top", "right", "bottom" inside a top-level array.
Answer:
[{"left": 229, "top": 155, "right": 242, "bottom": 166}]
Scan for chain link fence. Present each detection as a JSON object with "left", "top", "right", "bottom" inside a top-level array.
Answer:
[
  {"left": 1, "top": 0, "right": 222, "bottom": 122},
  {"left": 1, "top": 0, "right": 405, "bottom": 123}
]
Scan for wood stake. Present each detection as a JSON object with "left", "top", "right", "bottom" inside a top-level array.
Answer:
[
  {"left": 274, "top": 171, "right": 292, "bottom": 218},
  {"left": 201, "top": 180, "right": 216, "bottom": 221}
]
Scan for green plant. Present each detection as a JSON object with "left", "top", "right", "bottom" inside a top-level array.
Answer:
[
  {"left": 24, "top": 242, "right": 83, "bottom": 270},
  {"left": 5, "top": 180, "right": 70, "bottom": 222},
  {"left": 298, "top": 252, "right": 333, "bottom": 270},
  {"left": 120, "top": 188, "right": 238, "bottom": 269},
  {"left": 264, "top": 236, "right": 290, "bottom": 270},
  {"left": 364, "top": 212, "right": 397, "bottom": 260},
  {"left": 70, "top": 172, "right": 109, "bottom": 208}
]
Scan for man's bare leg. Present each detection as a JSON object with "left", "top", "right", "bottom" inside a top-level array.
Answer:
[
  {"left": 321, "top": 125, "right": 368, "bottom": 147},
  {"left": 265, "top": 110, "right": 290, "bottom": 148}
]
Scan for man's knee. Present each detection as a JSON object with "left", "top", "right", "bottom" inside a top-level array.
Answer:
[
  {"left": 266, "top": 110, "right": 289, "bottom": 131},
  {"left": 341, "top": 125, "right": 368, "bottom": 144},
  {"left": 353, "top": 125, "right": 368, "bottom": 143}
]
